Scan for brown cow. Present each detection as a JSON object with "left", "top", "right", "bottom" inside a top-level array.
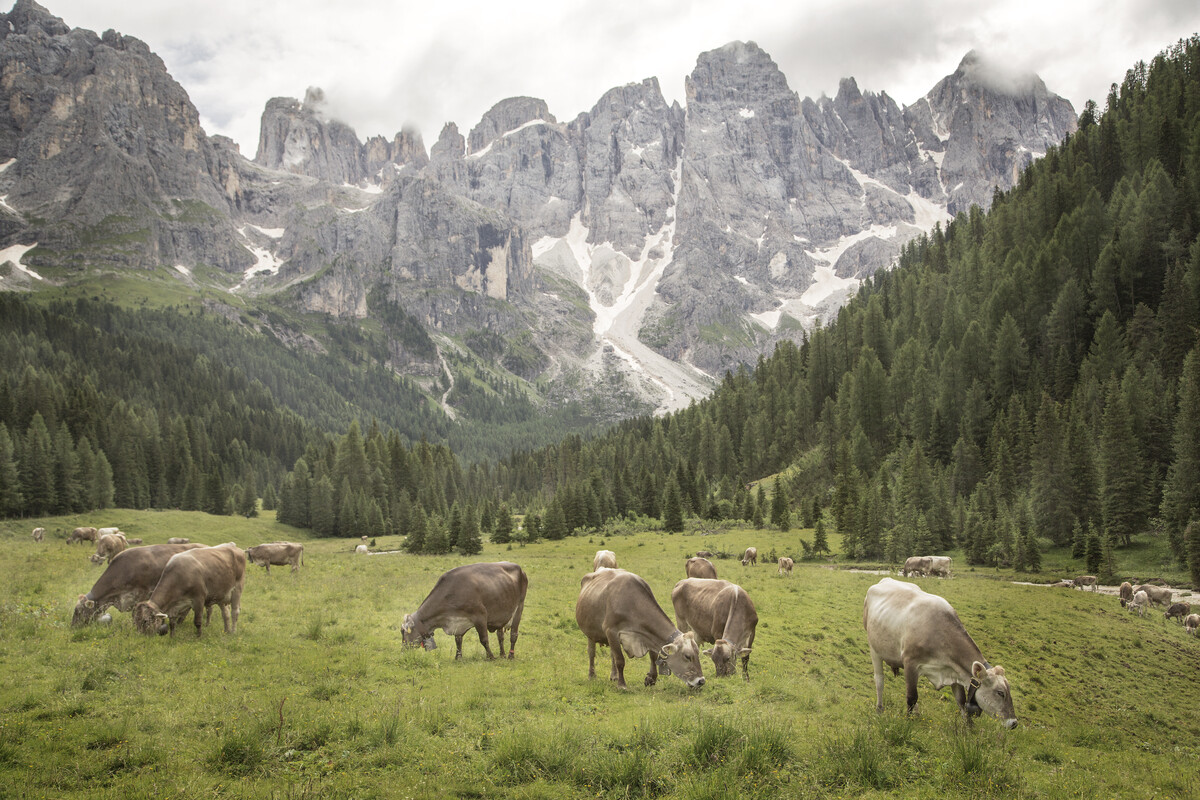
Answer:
[
  {"left": 1118, "top": 582, "right": 1133, "bottom": 605},
  {"left": 1164, "top": 602, "right": 1192, "bottom": 622},
  {"left": 864, "top": 578, "right": 1017, "bottom": 728},
  {"left": 685, "top": 556, "right": 718, "bottom": 580},
  {"left": 92, "top": 533, "right": 127, "bottom": 564},
  {"left": 672, "top": 578, "right": 758, "bottom": 679},
  {"left": 1074, "top": 575, "right": 1098, "bottom": 591},
  {"left": 31, "top": 527, "right": 45, "bottom": 542},
  {"left": 902, "top": 556, "right": 931, "bottom": 577},
  {"left": 72, "top": 543, "right": 206, "bottom": 625},
  {"left": 1134, "top": 584, "right": 1173, "bottom": 606},
  {"left": 68, "top": 527, "right": 98, "bottom": 545},
  {"left": 167, "top": 537, "right": 190, "bottom": 545},
  {"left": 246, "top": 542, "right": 304, "bottom": 573},
  {"left": 778, "top": 557, "right": 794, "bottom": 576},
  {"left": 593, "top": 550, "right": 617, "bottom": 571},
  {"left": 695, "top": 551, "right": 713, "bottom": 558},
  {"left": 402, "top": 562, "right": 528, "bottom": 659},
  {"left": 740, "top": 547, "right": 757, "bottom": 566},
  {"left": 132, "top": 543, "right": 246, "bottom": 637},
  {"left": 575, "top": 568, "right": 705, "bottom": 690}
]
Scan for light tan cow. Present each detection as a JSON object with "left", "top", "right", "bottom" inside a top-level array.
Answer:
[
  {"left": 1183, "top": 614, "right": 1199, "bottom": 636},
  {"left": 778, "top": 557, "right": 794, "bottom": 576},
  {"left": 593, "top": 550, "right": 617, "bottom": 571},
  {"left": 68, "top": 527, "right": 98, "bottom": 544},
  {"left": 1074, "top": 575, "right": 1098, "bottom": 591},
  {"left": 902, "top": 556, "right": 931, "bottom": 577},
  {"left": 864, "top": 578, "right": 1017, "bottom": 728},
  {"left": 132, "top": 543, "right": 246, "bottom": 637},
  {"left": 355, "top": 544, "right": 369, "bottom": 554},
  {"left": 1133, "top": 584, "right": 1173, "bottom": 606},
  {"left": 740, "top": 547, "right": 757, "bottom": 566},
  {"left": 31, "top": 527, "right": 45, "bottom": 542},
  {"left": 167, "top": 537, "right": 190, "bottom": 545},
  {"left": 402, "top": 562, "right": 528, "bottom": 659},
  {"left": 246, "top": 542, "right": 304, "bottom": 573},
  {"left": 672, "top": 578, "right": 758, "bottom": 679},
  {"left": 695, "top": 551, "right": 713, "bottom": 558},
  {"left": 93, "top": 533, "right": 127, "bottom": 564},
  {"left": 576, "top": 568, "right": 705, "bottom": 690},
  {"left": 1127, "top": 590, "right": 1150, "bottom": 617},
  {"left": 686, "top": 556, "right": 718, "bottom": 579}
]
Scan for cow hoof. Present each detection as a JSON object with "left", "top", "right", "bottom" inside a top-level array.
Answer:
[{"left": 644, "top": 675, "right": 657, "bottom": 687}]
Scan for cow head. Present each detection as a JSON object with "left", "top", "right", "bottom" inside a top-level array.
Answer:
[
  {"left": 658, "top": 632, "right": 705, "bottom": 688},
  {"left": 71, "top": 595, "right": 98, "bottom": 627},
  {"left": 968, "top": 662, "right": 1017, "bottom": 729},
  {"left": 401, "top": 614, "right": 436, "bottom": 650},
  {"left": 703, "top": 638, "right": 752, "bottom": 678},
  {"left": 132, "top": 601, "right": 170, "bottom": 636}
]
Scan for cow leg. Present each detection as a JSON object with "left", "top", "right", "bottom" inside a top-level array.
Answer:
[
  {"left": 869, "top": 647, "right": 886, "bottom": 712},
  {"left": 951, "top": 683, "right": 971, "bottom": 722},
  {"left": 903, "top": 661, "right": 920, "bottom": 713},
  {"left": 194, "top": 601, "right": 205, "bottom": 637},
  {"left": 740, "top": 652, "right": 751, "bottom": 681},
  {"left": 218, "top": 602, "right": 231, "bottom": 634},
  {"left": 495, "top": 628, "right": 505, "bottom": 657},
  {"left": 229, "top": 586, "right": 241, "bottom": 634},
  {"left": 606, "top": 632, "right": 627, "bottom": 688},
  {"left": 454, "top": 634, "right": 464, "bottom": 660},
  {"left": 587, "top": 640, "right": 597, "bottom": 679},
  {"left": 476, "top": 625, "right": 495, "bottom": 660}
]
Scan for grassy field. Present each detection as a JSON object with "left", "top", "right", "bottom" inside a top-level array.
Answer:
[{"left": 1, "top": 512, "right": 1198, "bottom": 799}]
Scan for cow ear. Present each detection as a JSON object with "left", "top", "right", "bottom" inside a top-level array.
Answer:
[
  {"left": 739, "top": 647, "right": 753, "bottom": 656},
  {"left": 971, "top": 661, "right": 987, "bottom": 679},
  {"left": 154, "top": 612, "right": 169, "bottom": 621},
  {"left": 85, "top": 599, "right": 95, "bottom": 609},
  {"left": 992, "top": 666, "right": 1005, "bottom": 676},
  {"left": 401, "top": 614, "right": 414, "bottom": 633},
  {"left": 660, "top": 642, "right": 679, "bottom": 657},
  {"left": 702, "top": 648, "right": 713, "bottom": 657}
]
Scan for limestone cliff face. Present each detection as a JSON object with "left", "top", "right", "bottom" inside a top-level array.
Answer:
[
  {"left": 0, "top": 0, "right": 248, "bottom": 272},
  {"left": 255, "top": 89, "right": 367, "bottom": 186}
]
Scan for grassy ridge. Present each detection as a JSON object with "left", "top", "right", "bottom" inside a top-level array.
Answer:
[{"left": 1, "top": 513, "right": 1198, "bottom": 799}]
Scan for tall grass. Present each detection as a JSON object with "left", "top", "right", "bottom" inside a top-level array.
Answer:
[{"left": 1, "top": 511, "right": 1199, "bottom": 798}]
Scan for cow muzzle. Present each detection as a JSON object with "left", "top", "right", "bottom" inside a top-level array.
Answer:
[
  {"left": 1003, "top": 718, "right": 1018, "bottom": 730},
  {"left": 689, "top": 676, "right": 706, "bottom": 688},
  {"left": 422, "top": 635, "right": 437, "bottom": 650}
]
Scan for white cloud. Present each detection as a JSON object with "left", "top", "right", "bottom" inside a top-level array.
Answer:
[{"left": 43, "top": 0, "right": 1200, "bottom": 154}]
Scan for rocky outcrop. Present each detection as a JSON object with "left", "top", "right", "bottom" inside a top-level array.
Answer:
[{"left": 254, "top": 88, "right": 367, "bottom": 185}]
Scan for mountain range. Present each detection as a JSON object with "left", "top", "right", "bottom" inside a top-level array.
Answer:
[{"left": 0, "top": 0, "right": 1077, "bottom": 420}]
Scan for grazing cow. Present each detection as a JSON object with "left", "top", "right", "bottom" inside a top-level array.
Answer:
[
  {"left": 575, "top": 568, "right": 705, "bottom": 690},
  {"left": 246, "top": 542, "right": 304, "bottom": 573},
  {"left": 1133, "top": 584, "right": 1173, "bottom": 607},
  {"left": 1118, "top": 582, "right": 1133, "bottom": 605},
  {"left": 696, "top": 551, "right": 713, "bottom": 558},
  {"left": 132, "top": 543, "right": 246, "bottom": 637},
  {"left": 1049, "top": 580, "right": 1074, "bottom": 588},
  {"left": 902, "top": 556, "right": 932, "bottom": 577},
  {"left": 93, "top": 533, "right": 127, "bottom": 564},
  {"left": 125, "top": 538, "right": 143, "bottom": 545},
  {"left": 863, "top": 577, "right": 1017, "bottom": 728},
  {"left": 355, "top": 544, "right": 369, "bottom": 554},
  {"left": 402, "top": 562, "right": 528, "bottom": 660},
  {"left": 740, "top": 547, "right": 757, "bottom": 567},
  {"left": 1127, "top": 590, "right": 1150, "bottom": 617},
  {"left": 926, "top": 556, "right": 952, "bottom": 578},
  {"left": 672, "top": 578, "right": 758, "bottom": 679},
  {"left": 778, "top": 557, "right": 794, "bottom": 576},
  {"left": 97, "top": 527, "right": 122, "bottom": 539},
  {"left": 686, "top": 557, "right": 718, "bottom": 580},
  {"left": 1164, "top": 602, "right": 1192, "bottom": 622},
  {"left": 1183, "top": 614, "right": 1199, "bottom": 636},
  {"left": 593, "top": 550, "right": 617, "bottom": 571},
  {"left": 31, "top": 527, "right": 45, "bottom": 542},
  {"left": 167, "top": 537, "right": 190, "bottom": 545},
  {"left": 1074, "top": 575, "right": 1098, "bottom": 591},
  {"left": 72, "top": 543, "right": 205, "bottom": 625},
  {"left": 68, "top": 527, "right": 98, "bottom": 545}
]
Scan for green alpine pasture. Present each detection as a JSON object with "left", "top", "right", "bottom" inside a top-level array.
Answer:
[{"left": 1, "top": 512, "right": 1198, "bottom": 799}]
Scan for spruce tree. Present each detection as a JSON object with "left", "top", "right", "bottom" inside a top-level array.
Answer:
[
  {"left": 404, "top": 506, "right": 427, "bottom": 553},
  {"left": 663, "top": 475, "right": 684, "bottom": 533},
  {"left": 1086, "top": 523, "right": 1103, "bottom": 574},
  {"left": 424, "top": 516, "right": 449, "bottom": 555},
  {"left": 1071, "top": 520, "right": 1086, "bottom": 560},
  {"left": 204, "top": 467, "right": 226, "bottom": 516},
  {"left": 1100, "top": 526, "right": 1119, "bottom": 581},
  {"left": 310, "top": 476, "right": 336, "bottom": 537},
  {"left": 458, "top": 509, "right": 483, "bottom": 555},
  {"left": 262, "top": 482, "right": 277, "bottom": 512},
  {"left": 493, "top": 504, "right": 513, "bottom": 544},
  {"left": 813, "top": 517, "right": 829, "bottom": 555},
  {"left": 771, "top": 476, "right": 790, "bottom": 531},
  {"left": 0, "top": 424, "right": 23, "bottom": 517},
  {"left": 544, "top": 500, "right": 567, "bottom": 541},
  {"left": 1187, "top": 519, "right": 1200, "bottom": 588},
  {"left": 1023, "top": 524, "right": 1041, "bottom": 572},
  {"left": 238, "top": 472, "right": 258, "bottom": 517},
  {"left": 20, "top": 412, "right": 54, "bottom": 515},
  {"left": 448, "top": 503, "right": 463, "bottom": 549}
]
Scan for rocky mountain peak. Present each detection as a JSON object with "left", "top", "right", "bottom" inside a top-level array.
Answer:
[
  {"left": 466, "top": 97, "right": 555, "bottom": 156},
  {"left": 5, "top": 0, "right": 69, "bottom": 37}
]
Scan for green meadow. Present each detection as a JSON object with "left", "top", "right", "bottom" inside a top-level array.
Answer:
[{"left": 1, "top": 512, "right": 1198, "bottom": 799}]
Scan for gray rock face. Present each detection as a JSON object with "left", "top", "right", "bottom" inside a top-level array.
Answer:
[{"left": 0, "top": 4, "right": 1079, "bottom": 417}]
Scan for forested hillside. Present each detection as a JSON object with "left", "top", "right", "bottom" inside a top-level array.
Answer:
[{"left": 468, "top": 37, "right": 1200, "bottom": 572}]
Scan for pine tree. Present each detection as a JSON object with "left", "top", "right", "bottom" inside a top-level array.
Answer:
[
  {"left": 424, "top": 516, "right": 450, "bottom": 555},
  {"left": 753, "top": 485, "right": 767, "bottom": 528},
  {"left": 0, "top": 424, "right": 23, "bottom": 517},
  {"left": 1099, "top": 378, "right": 1146, "bottom": 546},
  {"left": 404, "top": 506, "right": 427, "bottom": 553},
  {"left": 663, "top": 475, "right": 684, "bottom": 533},
  {"left": 310, "top": 476, "right": 336, "bottom": 537},
  {"left": 813, "top": 517, "right": 829, "bottom": 555},
  {"left": 92, "top": 450, "right": 114, "bottom": 510},
  {"left": 238, "top": 472, "right": 258, "bottom": 518},
  {"left": 1161, "top": 350, "right": 1200, "bottom": 561},
  {"left": 771, "top": 476, "right": 790, "bottom": 531},
  {"left": 262, "top": 482, "right": 277, "bottom": 512},
  {"left": 1187, "top": 520, "right": 1200, "bottom": 588},
  {"left": 1086, "top": 523, "right": 1103, "bottom": 574},
  {"left": 448, "top": 502, "right": 463, "bottom": 549},
  {"left": 1023, "top": 524, "right": 1041, "bottom": 572},
  {"left": 493, "top": 504, "right": 513, "bottom": 544},
  {"left": 1100, "top": 526, "right": 1120, "bottom": 581},
  {"left": 543, "top": 500, "right": 567, "bottom": 541},
  {"left": 20, "top": 413, "right": 54, "bottom": 515},
  {"left": 204, "top": 467, "right": 226, "bottom": 516},
  {"left": 458, "top": 509, "right": 483, "bottom": 555}
]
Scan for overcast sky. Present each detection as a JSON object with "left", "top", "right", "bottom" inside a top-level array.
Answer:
[{"left": 44, "top": 0, "right": 1200, "bottom": 156}]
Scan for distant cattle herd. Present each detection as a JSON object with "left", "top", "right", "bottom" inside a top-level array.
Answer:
[{"left": 26, "top": 524, "right": 1198, "bottom": 725}]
